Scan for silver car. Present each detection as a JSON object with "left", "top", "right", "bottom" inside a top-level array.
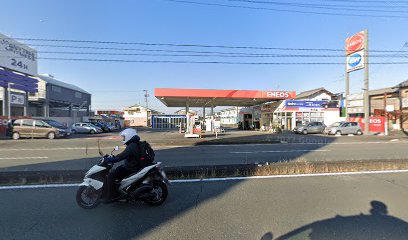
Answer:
[
  {"left": 293, "top": 122, "right": 326, "bottom": 135},
  {"left": 72, "top": 123, "right": 103, "bottom": 134},
  {"left": 325, "top": 121, "right": 363, "bottom": 135}
]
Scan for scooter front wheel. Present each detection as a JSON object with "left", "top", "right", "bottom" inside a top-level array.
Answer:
[
  {"left": 76, "top": 186, "right": 102, "bottom": 209},
  {"left": 144, "top": 180, "right": 168, "bottom": 206}
]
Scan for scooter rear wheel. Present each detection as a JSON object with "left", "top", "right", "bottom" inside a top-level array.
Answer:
[
  {"left": 76, "top": 186, "right": 102, "bottom": 209},
  {"left": 144, "top": 180, "right": 168, "bottom": 206}
]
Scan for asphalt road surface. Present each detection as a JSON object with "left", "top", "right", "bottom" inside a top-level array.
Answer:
[
  {"left": 1, "top": 172, "right": 408, "bottom": 239},
  {"left": 1, "top": 139, "right": 408, "bottom": 171}
]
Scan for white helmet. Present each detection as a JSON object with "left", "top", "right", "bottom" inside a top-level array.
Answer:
[{"left": 119, "top": 128, "right": 138, "bottom": 145}]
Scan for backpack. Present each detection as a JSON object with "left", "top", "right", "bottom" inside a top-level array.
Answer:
[{"left": 138, "top": 141, "right": 155, "bottom": 166}]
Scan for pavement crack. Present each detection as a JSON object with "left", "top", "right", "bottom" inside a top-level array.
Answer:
[{"left": 368, "top": 175, "right": 408, "bottom": 191}]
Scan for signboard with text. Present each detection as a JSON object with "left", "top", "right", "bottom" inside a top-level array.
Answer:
[
  {"left": 349, "top": 116, "right": 385, "bottom": 133},
  {"left": 285, "top": 100, "right": 328, "bottom": 108},
  {"left": 0, "top": 33, "right": 38, "bottom": 76},
  {"left": 10, "top": 92, "right": 25, "bottom": 106},
  {"left": 346, "top": 31, "right": 365, "bottom": 55},
  {"left": 346, "top": 50, "right": 365, "bottom": 72}
]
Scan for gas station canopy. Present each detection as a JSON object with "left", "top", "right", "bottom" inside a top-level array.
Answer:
[{"left": 155, "top": 88, "right": 296, "bottom": 107}]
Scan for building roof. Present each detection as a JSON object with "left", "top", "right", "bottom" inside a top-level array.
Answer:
[
  {"left": 124, "top": 104, "right": 163, "bottom": 114},
  {"left": 369, "top": 87, "right": 398, "bottom": 96},
  {"left": 296, "top": 87, "right": 334, "bottom": 99},
  {"left": 395, "top": 79, "right": 408, "bottom": 88},
  {"left": 38, "top": 74, "right": 90, "bottom": 94}
]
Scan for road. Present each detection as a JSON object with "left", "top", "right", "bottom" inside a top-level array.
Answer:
[
  {"left": 1, "top": 138, "right": 408, "bottom": 171},
  {"left": 1, "top": 172, "right": 408, "bottom": 239}
]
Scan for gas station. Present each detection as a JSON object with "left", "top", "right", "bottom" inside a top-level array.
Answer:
[{"left": 155, "top": 88, "right": 296, "bottom": 137}]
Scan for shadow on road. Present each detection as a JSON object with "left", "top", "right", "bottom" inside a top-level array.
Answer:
[{"left": 269, "top": 200, "right": 408, "bottom": 240}]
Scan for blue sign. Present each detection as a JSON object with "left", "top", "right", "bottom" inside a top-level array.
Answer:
[
  {"left": 285, "top": 100, "right": 328, "bottom": 108},
  {"left": 348, "top": 53, "right": 362, "bottom": 67}
]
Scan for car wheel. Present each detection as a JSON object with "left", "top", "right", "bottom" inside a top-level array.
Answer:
[
  {"left": 12, "top": 132, "right": 20, "bottom": 140},
  {"left": 48, "top": 132, "right": 56, "bottom": 140},
  {"left": 72, "top": 129, "right": 77, "bottom": 134},
  {"left": 303, "top": 129, "right": 308, "bottom": 135},
  {"left": 90, "top": 130, "right": 95, "bottom": 134},
  {"left": 335, "top": 130, "right": 341, "bottom": 135},
  {"left": 356, "top": 130, "right": 363, "bottom": 135}
]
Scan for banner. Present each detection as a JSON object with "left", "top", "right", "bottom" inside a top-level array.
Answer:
[
  {"left": 349, "top": 116, "right": 385, "bottom": 133},
  {"left": 285, "top": 100, "right": 328, "bottom": 108}
]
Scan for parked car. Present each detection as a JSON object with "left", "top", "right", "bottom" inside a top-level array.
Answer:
[
  {"left": 42, "top": 119, "right": 72, "bottom": 137},
  {"left": 87, "top": 122, "right": 111, "bottom": 132},
  {"left": 293, "top": 122, "right": 326, "bottom": 135},
  {"left": 324, "top": 121, "right": 363, "bottom": 135},
  {"left": 10, "top": 119, "right": 64, "bottom": 140},
  {"left": 72, "top": 123, "right": 103, "bottom": 134}
]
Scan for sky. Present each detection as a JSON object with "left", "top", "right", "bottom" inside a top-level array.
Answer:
[{"left": 0, "top": 0, "right": 407, "bottom": 114}]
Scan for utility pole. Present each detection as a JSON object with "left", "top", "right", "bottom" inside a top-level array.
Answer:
[
  {"left": 143, "top": 90, "right": 149, "bottom": 127},
  {"left": 363, "top": 29, "right": 370, "bottom": 135}
]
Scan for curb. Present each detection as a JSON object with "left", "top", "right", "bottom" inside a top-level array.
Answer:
[
  {"left": 195, "top": 140, "right": 281, "bottom": 145},
  {"left": 1, "top": 159, "right": 408, "bottom": 186}
]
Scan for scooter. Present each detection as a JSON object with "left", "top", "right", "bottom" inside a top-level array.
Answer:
[{"left": 76, "top": 146, "right": 169, "bottom": 209}]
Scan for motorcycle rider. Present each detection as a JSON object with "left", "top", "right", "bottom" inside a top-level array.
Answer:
[{"left": 103, "top": 128, "right": 142, "bottom": 202}]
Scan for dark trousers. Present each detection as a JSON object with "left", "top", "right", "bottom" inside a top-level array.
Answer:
[{"left": 106, "top": 165, "right": 136, "bottom": 200}]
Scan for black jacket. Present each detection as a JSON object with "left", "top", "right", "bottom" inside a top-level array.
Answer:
[{"left": 112, "top": 135, "right": 141, "bottom": 170}]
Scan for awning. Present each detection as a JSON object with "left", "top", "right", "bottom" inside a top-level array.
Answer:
[
  {"left": 155, "top": 88, "right": 296, "bottom": 107},
  {"left": 0, "top": 68, "right": 38, "bottom": 92}
]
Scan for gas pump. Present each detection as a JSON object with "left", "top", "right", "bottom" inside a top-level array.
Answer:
[{"left": 184, "top": 113, "right": 200, "bottom": 138}]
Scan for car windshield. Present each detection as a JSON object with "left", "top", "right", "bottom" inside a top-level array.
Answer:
[
  {"left": 330, "top": 122, "right": 341, "bottom": 127},
  {"left": 44, "top": 120, "right": 64, "bottom": 128}
]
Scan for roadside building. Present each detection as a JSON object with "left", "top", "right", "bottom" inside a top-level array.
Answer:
[
  {"left": 123, "top": 104, "right": 162, "bottom": 127},
  {"left": 217, "top": 107, "right": 241, "bottom": 127},
  {"left": 28, "top": 74, "right": 91, "bottom": 118},
  {"left": 395, "top": 80, "right": 408, "bottom": 131},
  {"left": 260, "top": 88, "right": 341, "bottom": 131},
  {"left": 174, "top": 109, "right": 197, "bottom": 115},
  {"left": 346, "top": 80, "right": 408, "bottom": 132}
]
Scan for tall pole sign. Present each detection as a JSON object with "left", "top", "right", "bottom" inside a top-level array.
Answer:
[{"left": 345, "top": 30, "right": 369, "bottom": 134}]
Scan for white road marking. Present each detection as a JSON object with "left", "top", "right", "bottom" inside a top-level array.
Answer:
[
  {"left": 206, "top": 141, "right": 407, "bottom": 147},
  {"left": 230, "top": 149, "right": 330, "bottom": 154},
  {"left": 0, "top": 157, "right": 49, "bottom": 160},
  {"left": 0, "top": 145, "right": 183, "bottom": 151},
  {"left": 1, "top": 169, "right": 408, "bottom": 190}
]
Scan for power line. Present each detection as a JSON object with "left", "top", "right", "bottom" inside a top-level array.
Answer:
[
  {"left": 38, "top": 57, "right": 408, "bottom": 65},
  {"left": 160, "top": 0, "right": 408, "bottom": 18},
  {"left": 14, "top": 38, "right": 408, "bottom": 53},
  {"left": 319, "top": 0, "right": 408, "bottom": 4},
  {"left": 37, "top": 51, "right": 408, "bottom": 58},
  {"left": 228, "top": 0, "right": 408, "bottom": 13}
]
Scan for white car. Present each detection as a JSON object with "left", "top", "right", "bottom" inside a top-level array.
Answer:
[{"left": 72, "top": 123, "right": 103, "bottom": 134}]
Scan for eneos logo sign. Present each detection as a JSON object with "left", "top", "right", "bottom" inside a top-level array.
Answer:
[
  {"left": 346, "top": 31, "right": 365, "bottom": 55},
  {"left": 266, "top": 91, "right": 289, "bottom": 98}
]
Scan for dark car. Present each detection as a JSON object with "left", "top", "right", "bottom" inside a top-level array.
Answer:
[
  {"left": 42, "top": 119, "right": 73, "bottom": 137},
  {"left": 87, "top": 122, "right": 110, "bottom": 132}
]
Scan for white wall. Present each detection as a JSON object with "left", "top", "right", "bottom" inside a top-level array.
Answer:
[
  {"left": 309, "top": 92, "right": 332, "bottom": 101},
  {"left": 323, "top": 111, "right": 343, "bottom": 126}
]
